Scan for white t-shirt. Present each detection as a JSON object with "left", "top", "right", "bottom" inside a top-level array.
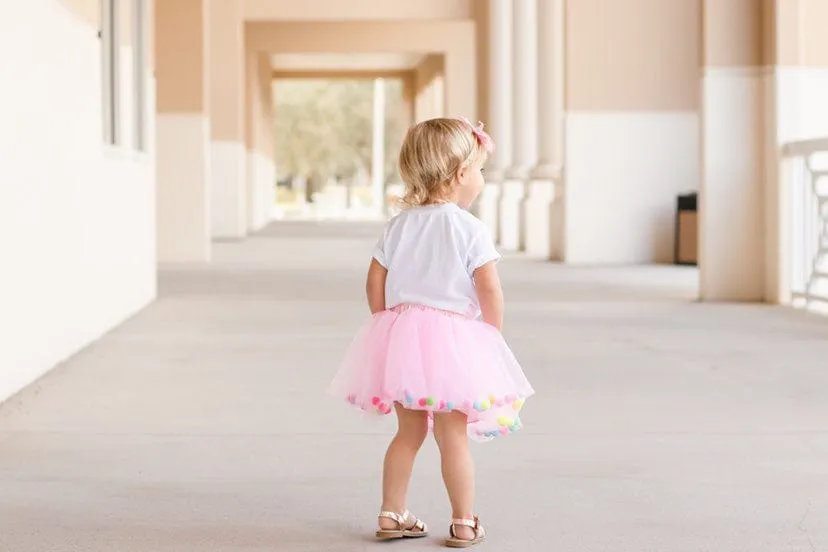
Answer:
[{"left": 372, "top": 203, "right": 501, "bottom": 317}]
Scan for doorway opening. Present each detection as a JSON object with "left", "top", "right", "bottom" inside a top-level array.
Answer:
[{"left": 273, "top": 78, "right": 406, "bottom": 221}]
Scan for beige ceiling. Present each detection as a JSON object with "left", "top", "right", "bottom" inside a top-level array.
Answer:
[{"left": 269, "top": 53, "right": 426, "bottom": 72}]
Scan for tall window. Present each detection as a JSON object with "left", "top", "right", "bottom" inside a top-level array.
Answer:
[
  {"left": 101, "top": 0, "right": 120, "bottom": 145},
  {"left": 132, "top": 0, "right": 148, "bottom": 152},
  {"left": 101, "top": 0, "right": 148, "bottom": 151}
]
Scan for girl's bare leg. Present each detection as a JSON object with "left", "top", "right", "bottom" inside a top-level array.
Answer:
[
  {"left": 378, "top": 403, "right": 429, "bottom": 530},
  {"left": 433, "top": 411, "right": 477, "bottom": 540}
]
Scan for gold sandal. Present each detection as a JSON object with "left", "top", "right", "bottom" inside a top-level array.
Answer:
[
  {"left": 445, "top": 516, "right": 486, "bottom": 548},
  {"left": 375, "top": 509, "right": 429, "bottom": 540}
]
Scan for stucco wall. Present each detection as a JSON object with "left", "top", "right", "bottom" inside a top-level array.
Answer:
[
  {"left": 0, "top": 0, "right": 156, "bottom": 402},
  {"left": 565, "top": 0, "right": 701, "bottom": 264}
]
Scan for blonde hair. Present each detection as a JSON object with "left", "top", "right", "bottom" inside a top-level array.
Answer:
[{"left": 398, "top": 118, "right": 490, "bottom": 207}]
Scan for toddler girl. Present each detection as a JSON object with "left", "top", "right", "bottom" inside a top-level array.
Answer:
[{"left": 328, "top": 117, "right": 534, "bottom": 548}]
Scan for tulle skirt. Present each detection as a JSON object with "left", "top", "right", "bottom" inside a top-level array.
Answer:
[{"left": 328, "top": 304, "right": 534, "bottom": 442}]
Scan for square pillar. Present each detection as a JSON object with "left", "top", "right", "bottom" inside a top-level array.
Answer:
[
  {"left": 155, "top": 0, "right": 211, "bottom": 262},
  {"left": 524, "top": 0, "right": 565, "bottom": 260},
  {"left": 478, "top": 0, "right": 512, "bottom": 241},
  {"left": 401, "top": 73, "right": 417, "bottom": 130},
  {"left": 500, "top": 0, "right": 538, "bottom": 251},
  {"left": 245, "top": 52, "right": 276, "bottom": 232},
  {"left": 700, "top": 0, "right": 766, "bottom": 300},
  {"left": 414, "top": 55, "right": 444, "bottom": 122},
  {"left": 209, "top": 0, "right": 246, "bottom": 239}
]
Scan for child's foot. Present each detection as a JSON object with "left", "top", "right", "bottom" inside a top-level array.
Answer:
[
  {"left": 445, "top": 516, "right": 486, "bottom": 548},
  {"left": 376, "top": 509, "right": 428, "bottom": 540}
]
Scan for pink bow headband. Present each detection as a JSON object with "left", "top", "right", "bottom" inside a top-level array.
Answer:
[{"left": 460, "top": 117, "right": 495, "bottom": 153}]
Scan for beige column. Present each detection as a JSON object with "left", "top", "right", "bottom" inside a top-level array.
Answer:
[
  {"left": 414, "top": 55, "right": 444, "bottom": 123},
  {"left": 414, "top": 81, "right": 432, "bottom": 123},
  {"left": 245, "top": 52, "right": 276, "bottom": 232},
  {"left": 524, "top": 0, "right": 565, "bottom": 259},
  {"left": 477, "top": 0, "right": 512, "bottom": 241},
  {"left": 700, "top": 0, "right": 766, "bottom": 301},
  {"left": 432, "top": 76, "right": 445, "bottom": 117},
  {"left": 401, "top": 73, "right": 416, "bottom": 130},
  {"left": 443, "top": 39, "right": 477, "bottom": 122},
  {"left": 155, "top": 0, "right": 211, "bottom": 262},
  {"left": 764, "top": 0, "right": 789, "bottom": 304},
  {"left": 416, "top": 77, "right": 445, "bottom": 121},
  {"left": 395, "top": 73, "right": 417, "bottom": 203},
  {"left": 500, "top": 0, "right": 538, "bottom": 251},
  {"left": 415, "top": 82, "right": 427, "bottom": 122},
  {"left": 371, "top": 78, "right": 387, "bottom": 213},
  {"left": 209, "top": 0, "right": 246, "bottom": 239}
]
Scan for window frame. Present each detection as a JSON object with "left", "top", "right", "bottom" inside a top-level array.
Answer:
[
  {"left": 132, "top": 0, "right": 148, "bottom": 152},
  {"left": 101, "top": 0, "right": 121, "bottom": 146}
]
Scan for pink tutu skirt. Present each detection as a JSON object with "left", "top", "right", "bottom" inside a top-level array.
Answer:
[{"left": 328, "top": 304, "right": 534, "bottom": 442}]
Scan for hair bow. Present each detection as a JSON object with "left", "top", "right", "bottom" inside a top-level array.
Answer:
[{"left": 460, "top": 117, "right": 495, "bottom": 153}]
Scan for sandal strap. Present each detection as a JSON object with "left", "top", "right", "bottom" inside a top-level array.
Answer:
[
  {"left": 449, "top": 516, "right": 483, "bottom": 540},
  {"left": 451, "top": 517, "right": 478, "bottom": 529},
  {"left": 378, "top": 509, "right": 410, "bottom": 528},
  {"left": 412, "top": 518, "right": 427, "bottom": 532}
]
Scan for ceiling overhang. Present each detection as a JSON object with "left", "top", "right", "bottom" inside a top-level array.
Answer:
[{"left": 269, "top": 53, "right": 427, "bottom": 72}]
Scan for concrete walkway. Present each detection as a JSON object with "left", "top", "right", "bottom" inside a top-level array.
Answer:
[{"left": 1, "top": 221, "right": 828, "bottom": 551}]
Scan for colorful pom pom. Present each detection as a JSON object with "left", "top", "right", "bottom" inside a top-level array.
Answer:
[
  {"left": 446, "top": 401, "right": 456, "bottom": 410},
  {"left": 371, "top": 396, "right": 381, "bottom": 406},
  {"left": 512, "top": 398, "right": 525, "bottom": 411},
  {"left": 426, "top": 397, "right": 435, "bottom": 406},
  {"left": 497, "top": 416, "right": 514, "bottom": 427},
  {"left": 418, "top": 398, "right": 427, "bottom": 407}
]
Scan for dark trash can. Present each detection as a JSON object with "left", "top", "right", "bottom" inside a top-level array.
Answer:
[{"left": 675, "top": 192, "right": 697, "bottom": 266}]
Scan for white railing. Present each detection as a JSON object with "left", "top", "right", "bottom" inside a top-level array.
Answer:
[{"left": 781, "top": 137, "right": 828, "bottom": 308}]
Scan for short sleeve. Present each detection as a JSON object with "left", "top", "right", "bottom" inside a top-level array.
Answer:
[
  {"left": 372, "top": 231, "right": 387, "bottom": 268},
  {"left": 467, "top": 226, "right": 501, "bottom": 274}
]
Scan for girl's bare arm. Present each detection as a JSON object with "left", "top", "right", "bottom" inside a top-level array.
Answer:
[
  {"left": 366, "top": 259, "right": 388, "bottom": 314},
  {"left": 473, "top": 261, "right": 503, "bottom": 331}
]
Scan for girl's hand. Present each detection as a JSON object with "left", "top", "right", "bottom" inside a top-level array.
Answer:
[
  {"left": 473, "top": 261, "right": 503, "bottom": 331},
  {"left": 366, "top": 259, "right": 388, "bottom": 314}
]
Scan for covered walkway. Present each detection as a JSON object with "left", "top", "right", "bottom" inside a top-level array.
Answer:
[{"left": 1, "top": 223, "right": 827, "bottom": 551}]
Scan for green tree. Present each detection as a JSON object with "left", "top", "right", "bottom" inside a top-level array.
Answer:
[{"left": 274, "top": 79, "right": 406, "bottom": 186}]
